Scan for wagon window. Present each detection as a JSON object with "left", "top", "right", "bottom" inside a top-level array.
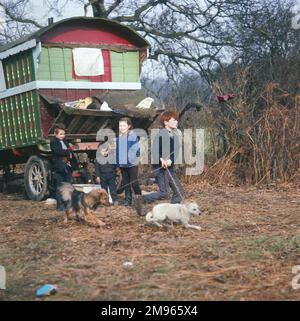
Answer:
[
  {"left": 38, "top": 47, "right": 112, "bottom": 82},
  {"left": 110, "top": 51, "right": 140, "bottom": 83},
  {"left": 38, "top": 47, "right": 71, "bottom": 81}
]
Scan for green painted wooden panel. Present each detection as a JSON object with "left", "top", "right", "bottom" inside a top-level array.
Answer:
[
  {"left": 9, "top": 96, "right": 18, "bottom": 146},
  {"left": 2, "top": 49, "right": 35, "bottom": 88},
  {"left": 38, "top": 47, "right": 74, "bottom": 81},
  {"left": 110, "top": 51, "right": 139, "bottom": 82},
  {"left": 15, "top": 95, "right": 25, "bottom": 144},
  {"left": 63, "top": 48, "right": 73, "bottom": 81},
  {"left": 0, "top": 100, "right": 8, "bottom": 147},
  {"left": 124, "top": 52, "right": 139, "bottom": 82},
  {"left": 0, "top": 101, "right": 3, "bottom": 148},
  {"left": 0, "top": 90, "right": 41, "bottom": 151},
  {"left": 3, "top": 98, "right": 13, "bottom": 147},
  {"left": 38, "top": 48, "right": 51, "bottom": 80},
  {"left": 20, "top": 92, "right": 32, "bottom": 142},
  {"left": 110, "top": 51, "right": 123, "bottom": 82},
  {"left": 10, "top": 56, "right": 18, "bottom": 87}
]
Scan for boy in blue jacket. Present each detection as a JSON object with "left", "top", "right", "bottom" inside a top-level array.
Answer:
[{"left": 116, "top": 117, "right": 143, "bottom": 215}]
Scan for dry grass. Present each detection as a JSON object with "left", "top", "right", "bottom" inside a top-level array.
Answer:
[
  {"left": 195, "top": 71, "right": 300, "bottom": 185},
  {"left": 0, "top": 183, "right": 299, "bottom": 301}
]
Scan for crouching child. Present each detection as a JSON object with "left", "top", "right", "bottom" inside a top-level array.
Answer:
[{"left": 95, "top": 140, "right": 118, "bottom": 206}]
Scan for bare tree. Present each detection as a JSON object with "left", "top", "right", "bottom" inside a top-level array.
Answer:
[
  {"left": 0, "top": 0, "right": 43, "bottom": 42},
  {"left": 0, "top": 0, "right": 251, "bottom": 76},
  {"left": 2, "top": 1, "right": 298, "bottom": 92}
]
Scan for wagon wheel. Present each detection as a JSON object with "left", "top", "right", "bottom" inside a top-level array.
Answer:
[{"left": 24, "top": 156, "right": 50, "bottom": 201}]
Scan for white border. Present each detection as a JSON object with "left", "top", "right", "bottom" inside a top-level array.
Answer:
[
  {"left": 0, "top": 80, "right": 141, "bottom": 99},
  {"left": 0, "top": 81, "right": 36, "bottom": 99},
  {"left": 36, "top": 81, "right": 141, "bottom": 90},
  {"left": 0, "top": 60, "right": 6, "bottom": 92},
  {"left": 0, "top": 39, "right": 37, "bottom": 60},
  {"left": 32, "top": 42, "right": 42, "bottom": 78}
]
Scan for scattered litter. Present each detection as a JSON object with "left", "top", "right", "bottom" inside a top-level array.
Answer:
[
  {"left": 216, "top": 93, "right": 236, "bottom": 103},
  {"left": 123, "top": 261, "right": 134, "bottom": 269},
  {"left": 100, "top": 101, "right": 112, "bottom": 111},
  {"left": 82, "top": 186, "right": 95, "bottom": 194},
  {"left": 63, "top": 97, "right": 112, "bottom": 111},
  {"left": 63, "top": 97, "right": 93, "bottom": 109},
  {"left": 44, "top": 198, "right": 57, "bottom": 206},
  {"left": 214, "top": 276, "right": 226, "bottom": 284},
  {"left": 136, "top": 97, "right": 154, "bottom": 109},
  {"left": 36, "top": 284, "right": 58, "bottom": 297}
]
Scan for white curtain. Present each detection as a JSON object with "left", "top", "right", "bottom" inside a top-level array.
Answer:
[{"left": 72, "top": 48, "right": 104, "bottom": 76}]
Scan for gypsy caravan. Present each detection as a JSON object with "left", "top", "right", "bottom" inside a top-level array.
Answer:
[{"left": 0, "top": 17, "right": 159, "bottom": 200}]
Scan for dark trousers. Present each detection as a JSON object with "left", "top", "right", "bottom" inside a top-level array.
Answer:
[
  {"left": 100, "top": 172, "right": 117, "bottom": 202},
  {"left": 143, "top": 168, "right": 183, "bottom": 204},
  {"left": 120, "top": 166, "right": 141, "bottom": 197},
  {"left": 55, "top": 169, "right": 72, "bottom": 211}
]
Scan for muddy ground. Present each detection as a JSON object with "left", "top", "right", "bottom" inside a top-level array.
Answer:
[{"left": 0, "top": 182, "right": 299, "bottom": 301}]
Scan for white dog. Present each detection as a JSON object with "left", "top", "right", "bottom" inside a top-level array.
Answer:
[{"left": 145, "top": 202, "right": 202, "bottom": 230}]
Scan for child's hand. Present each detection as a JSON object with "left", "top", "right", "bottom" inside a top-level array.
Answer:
[
  {"left": 160, "top": 158, "right": 167, "bottom": 168},
  {"left": 95, "top": 177, "right": 101, "bottom": 184},
  {"left": 68, "top": 145, "right": 75, "bottom": 151},
  {"left": 115, "top": 168, "right": 121, "bottom": 176},
  {"left": 166, "top": 159, "right": 172, "bottom": 167}
]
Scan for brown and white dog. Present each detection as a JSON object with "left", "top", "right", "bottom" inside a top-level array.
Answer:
[{"left": 59, "top": 183, "right": 109, "bottom": 227}]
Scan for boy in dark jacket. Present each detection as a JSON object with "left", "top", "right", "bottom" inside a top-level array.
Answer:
[
  {"left": 50, "top": 123, "right": 77, "bottom": 211},
  {"left": 95, "top": 141, "right": 118, "bottom": 205},
  {"left": 143, "top": 111, "right": 184, "bottom": 204}
]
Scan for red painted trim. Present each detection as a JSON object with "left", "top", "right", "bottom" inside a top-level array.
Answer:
[{"left": 41, "top": 25, "right": 139, "bottom": 47}]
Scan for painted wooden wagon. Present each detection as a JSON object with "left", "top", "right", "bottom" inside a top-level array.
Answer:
[{"left": 0, "top": 17, "right": 159, "bottom": 200}]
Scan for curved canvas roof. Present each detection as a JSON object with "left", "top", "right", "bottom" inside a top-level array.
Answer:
[{"left": 0, "top": 16, "right": 150, "bottom": 54}]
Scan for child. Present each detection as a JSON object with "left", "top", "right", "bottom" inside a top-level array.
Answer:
[
  {"left": 143, "top": 111, "right": 184, "bottom": 204},
  {"left": 116, "top": 117, "right": 143, "bottom": 215},
  {"left": 95, "top": 140, "right": 118, "bottom": 206},
  {"left": 50, "top": 123, "right": 77, "bottom": 211}
]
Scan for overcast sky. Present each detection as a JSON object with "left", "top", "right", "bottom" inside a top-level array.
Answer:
[{"left": 30, "top": 0, "right": 93, "bottom": 26}]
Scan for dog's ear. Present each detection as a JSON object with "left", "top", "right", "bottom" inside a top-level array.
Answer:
[{"left": 98, "top": 189, "right": 110, "bottom": 206}]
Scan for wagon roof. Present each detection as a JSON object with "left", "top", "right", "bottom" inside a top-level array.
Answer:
[{"left": 0, "top": 16, "right": 150, "bottom": 54}]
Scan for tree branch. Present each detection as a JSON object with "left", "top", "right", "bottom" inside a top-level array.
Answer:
[
  {"left": 0, "top": 3, "right": 44, "bottom": 29},
  {"left": 106, "top": 0, "right": 124, "bottom": 16}
]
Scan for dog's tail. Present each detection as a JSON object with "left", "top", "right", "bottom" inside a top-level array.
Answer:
[
  {"left": 145, "top": 211, "right": 154, "bottom": 223},
  {"left": 59, "top": 182, "right": 75, "bottom": 203}
]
